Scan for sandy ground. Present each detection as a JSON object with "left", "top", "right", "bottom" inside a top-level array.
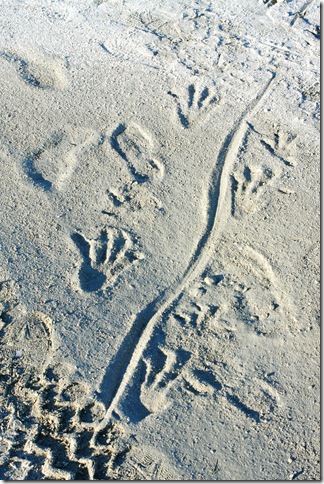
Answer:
[{"left": 0, "top": 0, "right": 320, "bottom": 480}]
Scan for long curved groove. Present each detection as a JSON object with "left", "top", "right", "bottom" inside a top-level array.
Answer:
[{"left": 98, "top": 72, "right": 276, "bottom": 427}]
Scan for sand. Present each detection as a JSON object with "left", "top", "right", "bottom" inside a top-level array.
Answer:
[{"left": 0, "top": 0, "right": 320, "bottom": 480}]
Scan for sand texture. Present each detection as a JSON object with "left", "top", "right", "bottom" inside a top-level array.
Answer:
[{"left": 0, "top": 0, "right": 320, "bottom": 480}]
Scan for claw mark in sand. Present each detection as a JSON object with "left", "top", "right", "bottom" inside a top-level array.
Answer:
[{"left": 96, "top": 73, "right": 276, "bottom": 429}]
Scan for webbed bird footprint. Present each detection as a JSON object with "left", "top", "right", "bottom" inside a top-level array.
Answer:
[{"left": 71, "top": 227, "right": 144, "bottom": 293}]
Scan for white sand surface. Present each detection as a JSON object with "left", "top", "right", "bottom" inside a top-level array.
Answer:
[{"left": 0, "top": 0, "right": 320, "bottom": 480}]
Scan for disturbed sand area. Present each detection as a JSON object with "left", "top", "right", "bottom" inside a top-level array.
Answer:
[{"left": 0, "top": 0, "right": 320, "bottom": 480}]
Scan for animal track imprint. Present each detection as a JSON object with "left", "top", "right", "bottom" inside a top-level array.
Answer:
[
  {"left": 22, "top": 128, "right": 103, "bottom": 192},
  {"left": 247, "top": 122, "right": 298, "bottom": 167},
  {"left": 231, "top": 164, "right": 275, "bottom": 217},
  {"left": 72, "top": 227, "right": 144, "bottom": 292},
  {"left": 113, "top": 446, "right": 177, "bottom": 480},
  {"left": 262, "top": 0, "right": 278, "bottom": 7},
  {"left": 230, "top": 121, "right": 295, "bottom": 217},
  {"left": 96, "top": 75, "right": 277, "bottom": 423},
  {"left": 168, "top": 83, "right": 219, "bottom": 128},
  {"left": 140, "top": 346, "right": 191, "bottom": 413},
  {"left": 0, "top": 50, "right": 67, "bottom": 89},
  {"left": 111, "top": 124, "right": 164, "bottom": 183}
]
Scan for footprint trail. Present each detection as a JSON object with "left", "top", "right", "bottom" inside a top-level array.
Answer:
[{"left": 97, "top": 72, "right": 277, "bottom": 428}]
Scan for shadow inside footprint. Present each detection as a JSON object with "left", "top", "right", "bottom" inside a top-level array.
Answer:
[
  {"left": 71, "top": 232, "right": 106, "bottom": 292},
  {"left": 78, "top": 265, "right": 106, "bottom": 293}
]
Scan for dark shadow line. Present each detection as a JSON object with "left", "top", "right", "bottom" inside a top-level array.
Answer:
[
  {"left": 71, "top": 233, "right": 91, "bottom": 265},
  {"left": 22, "top": 156, "right": 52, "bottom": 191},
  {"left": 230, "top": 174, "right": 238, "bottom": 216},
  {"left": 97, "top": 295, "right": 164, "bottom": 405},
  {"left": 99, "top": 42, "right": 111, "bottom": 54},
  {"left": 110, "top": 123, "right": 150, "bottom": 183},
  {"left": 177, "top": 106, "right": 189, "bottom": 129},
  {"left": 226, "top": 392, "right": 260, "bottom": 423},
  {"left": 1, "top": 52, "right": 43, "bottom": 89},
  {"left": 198, "top": 86, "right": 209, "bottom": 108},
  {"left": 188, "top": 84, "right": 195, "bottom": 108},
  {"left": 110, "top": 123, "right": 127, "bottom": 161},
  {"left": 260, "top": 139, "right": 293, "bottom": 166}
]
